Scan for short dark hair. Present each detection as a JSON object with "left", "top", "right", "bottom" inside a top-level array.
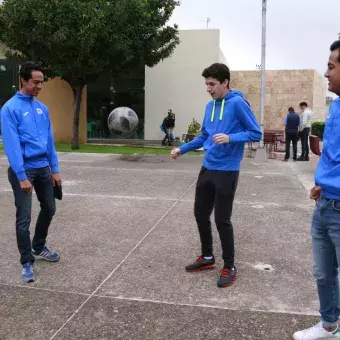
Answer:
[
  {"left": 202, "top": 63, "right": 230, "bottom": 87},
  {"left": 20, "top": 61, "right": 44, "bottom": 82},
  {"left": 299, "top": 102, "right": 308, "bottom": 107},
  {"left": 288, "top": 107, "right": 294, "bottom": 112},
  {"left": 330, "top": 40, "right": 340, "bottom": 62}
]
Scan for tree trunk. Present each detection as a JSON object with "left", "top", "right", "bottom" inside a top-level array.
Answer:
[{"left": 71, "top": 84, "right": 83, "bottom": 150}]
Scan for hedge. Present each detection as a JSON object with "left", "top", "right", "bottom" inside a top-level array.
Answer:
[{"left": 311, "top": 122, "right": 325, "bottom": 140}]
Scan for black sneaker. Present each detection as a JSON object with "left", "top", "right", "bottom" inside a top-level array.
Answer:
[
  {"left": 217, "top": 267, "right": 237, "bottom": 287},
  {"left": 297, "top": 156, "right": 305, "bottom": 161},
  {"left": 185, "top": 256, "right": 216, "bottom": 272},
  {"left": 304, "top": 156, "right": 310, "bottom": 161}
]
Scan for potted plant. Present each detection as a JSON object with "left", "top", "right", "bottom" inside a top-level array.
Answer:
[{"left": 186, "top": 118, "right": 201, "bottom": 142}]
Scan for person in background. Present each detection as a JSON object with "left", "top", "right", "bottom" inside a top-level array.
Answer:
[
  {"left": 161, "top": 109, "right": 175, "bottom": 146},
  {"left": 293, "top": 40, "right": 340, "bottom": 340},
  {"left": 298, "top": 102, "right": 313, "bottom": 161},
  {"left": 1, "top": 61, "right": 62, "bottom": 283},
  {"left": 283, "top": 107, "right": 300, "bottom": 162}
]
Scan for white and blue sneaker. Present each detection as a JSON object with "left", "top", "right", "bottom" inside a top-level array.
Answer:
[
  {"left": 22, "top": 262, "right": 34, "bottom": 283},
  {"left": 32, "top": 247, "right": 60, "bottom": 262},
  {"left": 293, "top": 322, "right": 340, "bottom": 339}
]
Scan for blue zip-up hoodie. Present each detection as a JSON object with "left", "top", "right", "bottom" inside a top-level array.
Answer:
[
  {"left": 0, "top": 92, "right": 59, "bottom": 181},
  {"left": 315, "top": 97, "right": 340, "bottom": 199},
  {"left": 179, "top": 90, "right": 262, "bottom": 171}
]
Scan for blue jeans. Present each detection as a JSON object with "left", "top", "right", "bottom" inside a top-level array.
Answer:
[
  {"left": 312, "top": 196, "right": 340, "bottom": 328},
  {"left": 8, "top": 166, "right": 56, "bottom": 265}
]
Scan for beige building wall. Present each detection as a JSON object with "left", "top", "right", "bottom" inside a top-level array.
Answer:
[
  {"left": 144, "top": 29, "right": 227, "bottom": 140},
  {"left": 313, "top": 72, "right": 327, "bottom": 121},
  {"left": 231, "top": 70, "right": 326, "bottom": 130},
  {"left": 37, "top": 78, "right": 87, "bottom": 144}
]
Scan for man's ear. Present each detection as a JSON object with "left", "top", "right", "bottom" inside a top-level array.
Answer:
[{"left": 20, "top": 77, "right": 24, "bottom": 89}]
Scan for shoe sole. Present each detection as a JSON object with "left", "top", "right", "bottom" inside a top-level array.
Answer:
[
  {"left": 33, "top": 255, "right": 60, "bottom": 262},
  {"left": 186, "top": 264, "right": 216, "bottom": 272},
  {"left": 23, "top": 277, "right": 35, "bottom": 283},
  {"left": 217, "top": 275, "right": 238, "bottom": 288}
]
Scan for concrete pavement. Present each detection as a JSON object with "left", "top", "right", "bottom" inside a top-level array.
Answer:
[{"left": 0, "top": 151, "right": 320, "bottom": 340}]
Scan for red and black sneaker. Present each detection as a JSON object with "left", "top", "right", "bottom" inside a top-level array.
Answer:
[
  {"left": 217, "top": 267, "right": 237, "bottom": 287},
  {"left": 185, "top": 256, "right": 216, "bottom": 272}
]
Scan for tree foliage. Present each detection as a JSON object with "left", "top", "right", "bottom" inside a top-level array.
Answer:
[{"left": 0, "top": 0, "right": 180, "bottom": 148}]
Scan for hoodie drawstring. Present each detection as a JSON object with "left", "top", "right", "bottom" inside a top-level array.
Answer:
[{"left": 211, "top": 99, "right": 225, "bottom": 122}]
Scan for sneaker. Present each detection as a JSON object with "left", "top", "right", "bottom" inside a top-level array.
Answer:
[
  {"left": 293, "top": 322, "right": 340, "bottom": 339},
  {"left": 217, "top": 267, "right": 237, "bottom": 287},
  {"left": 32, "top": 247, "right": 60, "bottom": 262},
  {"left": 185, "top": 256, "right": 216, "bottom": 272},
  {"left": 22, "top": 262, "right": 34, "bottom": 283}
]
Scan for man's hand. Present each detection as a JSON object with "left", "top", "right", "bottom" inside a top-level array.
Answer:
[
  {"left": 171, "top": 148, "right": 181, "bottom": 159},
  {"left": 213, "top": 134, "right": 230, "bottom": 145},
  {"left": 310, "top": 186, "right": 322, "bottom": 201},
  {"left": 52, "top": 173, "right": 62, "bottom": 187},
  {"left": 20, "top": 179, "right": 33, "bottom": 194}
]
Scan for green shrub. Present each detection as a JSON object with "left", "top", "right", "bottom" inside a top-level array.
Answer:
[
  {"left": 311, "top": 122, "right": 325, "bottom": 140},
  {"left": 187, "top": 118, "right": 201, "bottom": 136}
]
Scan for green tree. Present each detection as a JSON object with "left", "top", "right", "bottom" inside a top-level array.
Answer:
[{"left": 0, "top": 0, "right": 179, "bottom": 149}]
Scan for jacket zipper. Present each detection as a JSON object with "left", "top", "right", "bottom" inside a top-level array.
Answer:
[{"left": 31, "top": 101, "right": 48, "bottom": 156}]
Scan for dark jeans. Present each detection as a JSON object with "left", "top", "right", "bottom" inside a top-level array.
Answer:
[
  {"left": 194, "top": 167, "right": 239, "bottom": 268},
  {"left": 8, "top": 166, "right": 56, "bottom": 264},
  {"left": 161, "top": 127, "right": 174, "bottom": 144},
  {"left": 312, "top": 197, "right": 340, "bottom": 328},
  {"left": 300, "top": 128, "right": 310, "bottom": 158},
  {"left": 285, "top": 132, "right": 298, "bottom": 160}
]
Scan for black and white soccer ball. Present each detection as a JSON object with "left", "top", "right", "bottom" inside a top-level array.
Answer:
[{"left": 107, "top": 107, "right": 139, "bottom": 137}]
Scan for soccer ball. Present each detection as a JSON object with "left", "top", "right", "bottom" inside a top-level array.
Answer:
[{"left": 107, "top": 107, "right": 139, "bottom": 137}]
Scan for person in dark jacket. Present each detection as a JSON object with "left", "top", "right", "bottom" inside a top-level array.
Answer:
[
  {"left": 283, "top": 107, "right": 300, "bottom": 161},
  {"left": 161, "top": 110, "right": 175, "bottom": 146}
]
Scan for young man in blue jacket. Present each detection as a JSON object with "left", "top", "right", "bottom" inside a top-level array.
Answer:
[
  {"left": 293, "top": 41, "right": 340, "bottom": 339},
  {"left": 171, "top": 63, "right": 262, "bottom": 287},
  {"left": 1, "top": 61, "right": 62, "bottom": 283}
]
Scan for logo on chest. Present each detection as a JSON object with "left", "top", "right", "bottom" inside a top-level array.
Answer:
[{"left": 37, "top": 108, "right": 43, "bottom": 115}]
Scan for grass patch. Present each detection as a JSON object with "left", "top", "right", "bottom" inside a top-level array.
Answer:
[{"left": 0, "top": 143, "right": 201, "bottom": 155}]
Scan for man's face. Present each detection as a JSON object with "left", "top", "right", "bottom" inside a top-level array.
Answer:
[
  {"left": 205, "top": 77, "right": 228, "bottom": 100},
  {"left": 325, "top": 49, "right": 340, "bottom": 95},
  {"left": 21, "top": 70, "right": 44, "bottom": 97}
]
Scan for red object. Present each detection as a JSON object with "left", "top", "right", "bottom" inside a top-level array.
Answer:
[{"left": 309, "top": 135, "right": 321, "bottom": 156}]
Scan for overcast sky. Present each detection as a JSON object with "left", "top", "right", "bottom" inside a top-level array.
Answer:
[{"left": 169, "top": 0, "right": 339, "bottom": 78}]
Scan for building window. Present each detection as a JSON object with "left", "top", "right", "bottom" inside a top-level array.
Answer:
[{"left": 87, "top": 66, "right": 145, "bottom": 140}]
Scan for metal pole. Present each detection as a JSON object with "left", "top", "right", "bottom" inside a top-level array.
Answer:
[
  {"left": 260, "top": 0, "right": 267, "bottom": 147},
  {"left": 255, "top": 0, "right": 268, "bottom": 162}
]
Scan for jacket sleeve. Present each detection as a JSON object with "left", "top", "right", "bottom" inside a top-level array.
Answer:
[
  {"left": 46, "top": 109, "right": 59, "bottom": 173},
  {"left": 300, "top": 113, "right": 308, "bottom": 130},
  {"left": 228, "top": 99, "right": 262, "bottom": 143},
  {"left": 1, "top": 107, "right": 27, "bottom": 181},
  {"left": 307, "top": 110, "right": 313, "bottom": 127}
]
